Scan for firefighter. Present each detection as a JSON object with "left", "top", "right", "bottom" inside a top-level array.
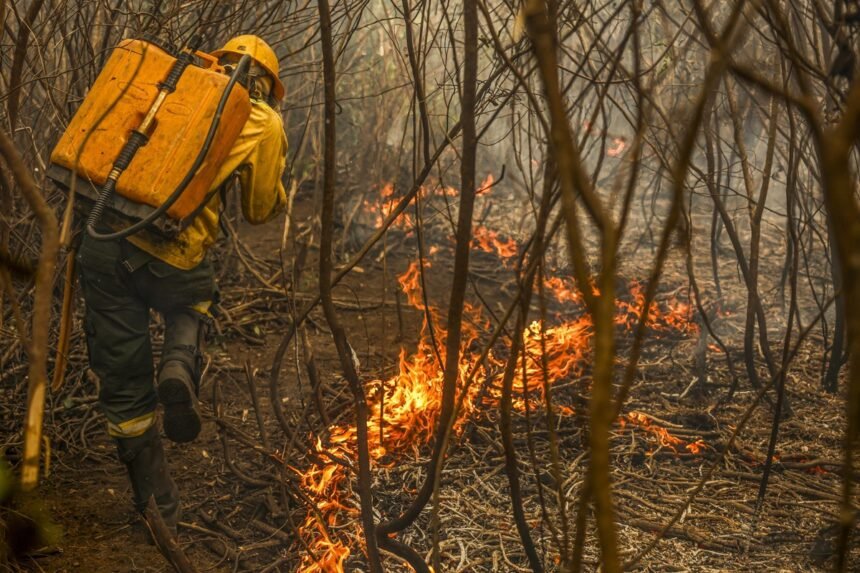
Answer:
[{"left": 75, "top": 35, "right": 287, "bottom": 535}]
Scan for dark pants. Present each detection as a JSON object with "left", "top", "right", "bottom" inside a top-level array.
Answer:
[{"left": 76, "top": 234, "right": 215, "bottom": 437}]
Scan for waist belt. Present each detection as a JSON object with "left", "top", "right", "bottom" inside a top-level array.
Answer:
[{"left": 121, "top": 248, "right": 154, "bottom": 273}]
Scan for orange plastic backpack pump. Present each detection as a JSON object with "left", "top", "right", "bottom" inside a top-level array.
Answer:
[{"left": 49, "top": 38, "right": 251, "bottom": 238}]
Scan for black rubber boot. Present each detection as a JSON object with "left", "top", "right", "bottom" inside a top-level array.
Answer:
[
  {"left": 157, "top": 360, "right": 202, "bottom": 443},
  {"left": 158, "top": 310, "right": 204, "bottom": 444},
  {"left": 116, "top": 426, "right": 181, "bottom": 536}
]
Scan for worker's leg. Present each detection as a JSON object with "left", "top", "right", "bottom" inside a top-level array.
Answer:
[
  {"left": 115, "top": 425, "right": 181, "bottom": 533},
  {"left": 77, "top": 235, "right": 158, "bottom": 439},
  {"left": 135, "top": 248, "right": 216, "bottom": 443},
  {"left": 77, "top": 235, "right": 179, "bottom": 530},
  {"left": 158, "top": 309, "right": 205, "bottom": 443}
]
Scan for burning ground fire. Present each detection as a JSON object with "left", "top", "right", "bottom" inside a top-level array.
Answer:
[
  {"left": 291, "top": 182, "right": 704, "bottom": 571},
  {"left": 621, "top": 412, "right": 707, "bottom": 455},
  {"left": 360, "top": 175, "right": 495, "bottom": 234}
]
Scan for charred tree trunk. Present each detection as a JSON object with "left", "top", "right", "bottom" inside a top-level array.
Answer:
[
  {"left": 824, "top": 225, "right": 847, "bottom": 393},
  {"left": 815, "top": 94, "right": 860, "bottom": 573},
  {"left": 524, "top": 2, "right": 621, "bottom": 570},
  {"left": 427, "top": 3, "right": 480, "bottom": 570}
]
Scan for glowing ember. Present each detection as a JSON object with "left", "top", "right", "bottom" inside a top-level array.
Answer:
[
  {"left": 685, "top": 440, "right": 707, "bottom": 455},
  {"left": 606, "top": 137, "right": 628, "bottom": 157},
  {"left": 622, "top": 412, "right": 709, "bottom": 456},
  {"left": 794, "top": 457, "right": 830, "bottom": 475}
]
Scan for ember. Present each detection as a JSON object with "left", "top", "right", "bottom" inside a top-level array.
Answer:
[{"left": 621, "top": 413, "right": 708, "bottom": 455}]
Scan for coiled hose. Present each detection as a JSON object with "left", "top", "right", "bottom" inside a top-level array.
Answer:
[{"left": 86, "top": 51, "right": 251, "bottom": 241}]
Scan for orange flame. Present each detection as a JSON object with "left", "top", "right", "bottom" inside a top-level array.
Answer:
[
  {"left": 362, "top": 183, "right": 414, "bottom": 230},
  {"left": 606, "top": 137, "right": 627, "bottom": 157},
  {"left": 292, "top": 219, "right": 703, "bottom": 570},
  {"left": 362, "top": 175, "right": 499, "bottom": 232},
  {"left": 477, "top": 173, "right": 495, "bottom": 194},
  {"left": 622, "top": 412, "right": 708, "bottom": 455},
  {"left": 472, "top": 226, "right": 518, "bottom": 260},
  {"left": 544, "top": 276, "right": 582, "bottom": 304}
]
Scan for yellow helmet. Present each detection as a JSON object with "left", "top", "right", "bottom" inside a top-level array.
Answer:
[{"left": 212, "top": 35, "right": 284, "bottom": 101}]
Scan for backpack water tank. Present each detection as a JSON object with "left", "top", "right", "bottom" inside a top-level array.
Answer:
[{"left": 49, "top": 39, "right": 251, "bottom": 230}]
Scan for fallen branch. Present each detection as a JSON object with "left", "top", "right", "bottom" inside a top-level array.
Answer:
[
  {"left": 144, "top": 497, "right": 199, "bottom": 573},
  {"left": 627, "top": 517, "right": 742, "bottom": 552}
]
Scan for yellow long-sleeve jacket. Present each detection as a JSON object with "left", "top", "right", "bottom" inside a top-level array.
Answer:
[{"left": 126, "top": 99, "right": 287, "bottom": 270}]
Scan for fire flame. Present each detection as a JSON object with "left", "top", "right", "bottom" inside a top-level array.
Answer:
[
  {"left": 294, "top": 193, "right": 704, "bottom": 570},
  {"left": 477, "top": 173, "right": 495, "bottom": 194},
  {"left": 606, "top": 137, "right": 628, "bottom": 157},
  {"left": 362, "top": 183, "right": 414, "bottom": 230},
  {"left": 621, "top": 412, "right": 708, "bottom": 455},
  {"left": 360, "top": 178, "right": 481, "bottom": 232},
  {"left": 472, "top": 226, "right": 518, "bottom": 260}
]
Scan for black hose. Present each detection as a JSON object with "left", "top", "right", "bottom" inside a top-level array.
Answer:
[
  {"left": 84, "top": 131, "right": 147, "bottom": 229},
  {"left": 87, "top": 53, "right": 251, "bottom": 241}
]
